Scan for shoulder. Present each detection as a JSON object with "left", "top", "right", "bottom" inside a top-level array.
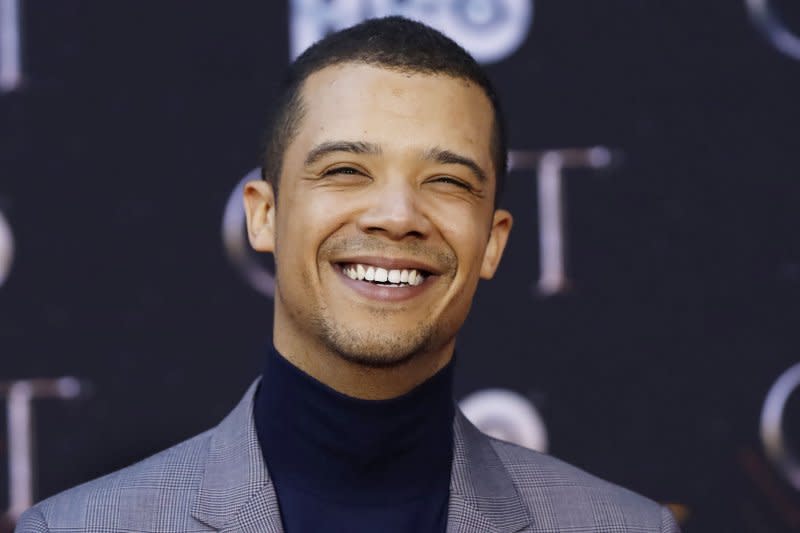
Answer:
[
  {"left": 15, "top": 429, "right": 214, "bottom": 532},
  {"left": 487, "top": 437, "right": 680, "bottom": 532}
]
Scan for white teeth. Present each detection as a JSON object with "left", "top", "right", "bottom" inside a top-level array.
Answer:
[{"left": 343, "top": 263, "right": 427, "bottom": 286}]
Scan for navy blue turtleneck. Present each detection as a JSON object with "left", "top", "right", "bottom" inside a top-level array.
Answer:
[{"left": 253, "top": 347, "right": 455, "bottom": 532}]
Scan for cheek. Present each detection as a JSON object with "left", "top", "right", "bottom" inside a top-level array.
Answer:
[
  {"left": 274, "top": 201, "right": 315, "bottom": 272},
  {"left": 432, "top": 208, "right": 491, "bottom": 273},
  {"left": 275, "top": 191, "right": 349, "bottom": 271}
]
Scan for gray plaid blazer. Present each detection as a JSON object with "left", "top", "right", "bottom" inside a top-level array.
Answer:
[{"left": 16, "top": 380, "right": 679, "bottom": 532}]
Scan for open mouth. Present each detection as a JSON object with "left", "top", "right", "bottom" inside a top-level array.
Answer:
[{"left": 337, "top": 263, "right": 431, "bottom": 288}]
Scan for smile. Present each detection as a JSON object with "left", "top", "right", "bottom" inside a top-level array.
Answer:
[
  {"left": 332, "top": 258, "right": 438, "bottom": 302},
  {"left": 341, "top": 263, "right": 427, "bottom": 287}
]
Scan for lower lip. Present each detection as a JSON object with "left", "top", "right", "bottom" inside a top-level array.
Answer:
[{"left": 334, "top": 265, "right": 435, "bottom": 302}]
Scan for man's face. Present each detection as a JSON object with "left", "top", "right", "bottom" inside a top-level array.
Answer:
[{"left": 247, "top": 63, "right": 511, "bottom": 367}]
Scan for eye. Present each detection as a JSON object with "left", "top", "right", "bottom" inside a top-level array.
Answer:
[
  {"left": 431, "top": 176, "right": 474, "bottom": 190},
  {"left": 313, "top": 166, "right": 372, "bottom": 187},
  {"left": 323, "top": 166, "right": 362, "bottom": 176}
]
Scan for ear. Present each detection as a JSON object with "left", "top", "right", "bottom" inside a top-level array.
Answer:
[
  {"left": 480, "top": 209, "right": 513, "bottom": 280},
  {"left": 243, "top": 180, "right": 276, "bottom": 253}
]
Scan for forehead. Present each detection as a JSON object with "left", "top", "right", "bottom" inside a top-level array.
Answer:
[{"left": 293, "top": 63, "right": 494, "bottom": 162}]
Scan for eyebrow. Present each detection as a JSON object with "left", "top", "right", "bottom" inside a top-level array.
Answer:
[
  {"left": 304, "top": 141, "right": 382, "bottom": 167},
  {"left": 422, "top": 147, "right": 487, "bottom": 184}
]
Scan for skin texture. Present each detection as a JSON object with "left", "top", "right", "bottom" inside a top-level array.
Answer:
[{"left": 244, "top": 63, "right": 512, "bottom": 399}]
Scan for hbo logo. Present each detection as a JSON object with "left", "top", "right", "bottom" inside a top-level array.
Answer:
[{"left": 290, "top": 0, "right": 534, "bottom": 64}]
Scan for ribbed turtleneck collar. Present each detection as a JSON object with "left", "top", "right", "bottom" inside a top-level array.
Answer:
[{"left": 253, "top": 346, "right": 455, "bottom": 503}]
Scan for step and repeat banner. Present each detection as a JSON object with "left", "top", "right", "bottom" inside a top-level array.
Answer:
[{"left": 1, "top": 1, "right": 799, "bottom": 531}]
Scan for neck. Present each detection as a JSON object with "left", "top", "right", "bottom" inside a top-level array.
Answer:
[
  {"left": 273, "top": 305, "right": 454, "bottom": 400},
  {"left": 254, "top": 345, "right": 455, "bottom": 502}
]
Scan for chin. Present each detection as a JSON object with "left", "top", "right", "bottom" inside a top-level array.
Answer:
[{"left": 320, "top": 324, "right": 439, "bottom": 369}]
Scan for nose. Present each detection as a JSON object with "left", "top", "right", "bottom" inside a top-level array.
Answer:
[{"left": 356, "top": 180, "right": 432, "bottom": 240}]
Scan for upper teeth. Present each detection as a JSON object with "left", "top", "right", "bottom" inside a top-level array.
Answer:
[{"left": 343, "top": 264, "right": 426, "bottom": 286}]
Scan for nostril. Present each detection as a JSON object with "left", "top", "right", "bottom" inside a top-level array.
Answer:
[{"left": 364, "top": 226, "right": 424, "bottom": 237}]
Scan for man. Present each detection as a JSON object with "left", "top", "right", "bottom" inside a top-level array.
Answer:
[{"left": 17, "top": 17, "right": 679, "bottom": 533}]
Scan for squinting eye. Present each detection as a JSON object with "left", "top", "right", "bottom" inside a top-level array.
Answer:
[
  {"left": 433, "top": 176, "right": 473, "bottom": 190},
  {"left": 324, "top": 167, "right": 361, "bottom": 176}
]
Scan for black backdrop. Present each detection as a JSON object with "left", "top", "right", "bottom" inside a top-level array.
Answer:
[{"left": 1, "top": 1, "right": 800, "bottom": 531}]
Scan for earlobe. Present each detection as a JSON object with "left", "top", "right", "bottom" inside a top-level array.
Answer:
[
  {"left": 243, "top": 180, "right": 276, "bottom": 253},
  {"left": 480, "top": 209, "right": 513, "bottom": 279}
]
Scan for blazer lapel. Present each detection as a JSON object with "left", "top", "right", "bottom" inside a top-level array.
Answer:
[
  {"left": 447, "top": 410, "right": 532, "bottom": 533},
  {"left": 191, "top": 379, "right": 284, "bottom": 533}
]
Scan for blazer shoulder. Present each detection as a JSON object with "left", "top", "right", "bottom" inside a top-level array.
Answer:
[
  {"left": 17, "top": 428, "right": 214, "bottom": 532},
  {"left": 487, "top": 437, "right": 679, "bottom": 532}
]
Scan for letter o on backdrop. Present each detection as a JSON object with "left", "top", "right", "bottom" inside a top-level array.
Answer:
[
  {"left": 221, "top": 168, "right": 275, "bottom": 298},
  {"left": 761, "top": 362, "right": 800, "bottom": 491},
  {"left": 440, "top": 0, "right": 534, "bottom": 63},
  {"left": 0, "top": 208, "right": 14, "bottom": 288},
  {"left": 459, "top": 388, "right": 548, "bottom": 452},
  {"left": 745, "top": 0, "right": 800, "bottom": 61}
]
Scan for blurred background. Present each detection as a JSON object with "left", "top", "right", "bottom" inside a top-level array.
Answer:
[{"left": 1, "top": 1, "right": 800, "bottom": 531}]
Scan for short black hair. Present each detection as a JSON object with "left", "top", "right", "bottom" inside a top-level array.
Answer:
[{"left": 260, "top": 16, "right": 507, "bottom": 206}]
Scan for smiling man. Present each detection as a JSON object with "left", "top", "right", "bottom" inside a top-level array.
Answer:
[
  {"left": 245, "top": 55, "right": 509, "bottom": 402},
  {"left": 16, "top": 16, "right": 679, "bottom": 533}
]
